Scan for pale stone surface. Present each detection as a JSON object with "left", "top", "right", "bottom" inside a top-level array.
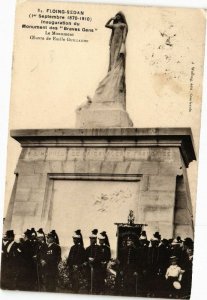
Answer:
[
  {"left": 5, "top": 127, "right": 195, "bottom": 243},
  {"left": 174, "top": 225, "right": 193, "bottom": 239},
  {"left": 49, "top": 161, "right": 63, "bottom": 173},
  {"left": 15, "top": 161, "right": 34, "bottom": 175},
  {"left": 18, "top": 175, "right": 41, "bottom": 189},
  {"left": 67, "top": 148, "right": 85, "bottom": 160},
  {"left": 15, "top": 188, "right": 31, "bottom": 202},
  {"left": 10, "top": 216, "right": 24, "bottom": 233},
  {"left": 76, "top": 109, "right": 133, "bottom": 128},
  {"left": 34, "top": 161, "right": 51, "bottom": 174},
  {"left": 88, "top": 161, "right": 102, "bottom": 173},
  {"left": 46, "top": 148, "right": 67, "bottom": 161},
  {"left": 29, "top": 189, "right": 45, "bottom": 203},
  {"left": 127, "top": 162, "right": 142, "bottom": 174},
  {"left": 114, "top": 162, "right": 130, "bottom": 174},
  {"left": 149, "top": 175, "right": 176, "bottom": 192},
  {"left": 140, "top": 175, "right": 149, "bottom": 191},
  {"left": 62, "top": 161, "right": 75, "bottom": 173},
  {"left": 174, "top": 209, "right": 192, "bottom": 225},
  {"left": 24, "top": 148, "right": 47, "bottom": 161},
  {"left": 158, "top": 162, "right": 182, "bottom": 176},
  {"left": 139, "top": 161, "right": 159, "bottom": 175},
  {"left": 106, "top": 149, "right": 125, "bottom": 162},
  {"left": 86, "top": 148, "right": 105, "bottom": 161},
  {"left": 144, "top": 207, "right": 174, "bottom": 223},
  {"left": 13, "top": 202, "right": 38, "bottom": 216},
  {"left": 101, "top": 161, "right": 115, "bottom": 173}
]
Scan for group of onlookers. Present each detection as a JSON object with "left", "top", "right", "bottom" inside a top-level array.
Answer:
[{"left": 1, "top": 228, "right": 193, "bottom": 298}]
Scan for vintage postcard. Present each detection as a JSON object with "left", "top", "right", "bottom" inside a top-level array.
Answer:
[{"left": 1, "top": 0, "right": 206, "bottom": 299}]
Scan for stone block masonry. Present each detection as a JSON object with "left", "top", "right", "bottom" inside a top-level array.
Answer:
[{"left": 4, "top": 128, "right": 196, "bottom": 243}]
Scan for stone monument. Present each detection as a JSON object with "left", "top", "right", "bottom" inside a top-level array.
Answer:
[
  {"left": 4, "top": 13, "right": 195, "bottom": 254},
  {"left": 76, "top": 12, "right": 133, "bottom": 128}
]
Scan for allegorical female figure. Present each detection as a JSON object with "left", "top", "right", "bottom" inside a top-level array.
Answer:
[
  {"left": 106, "top": 12, "right": 128, "bottom": 72},
  {"left": 92, "top": 12, "right": 128, "bottom": 109}
]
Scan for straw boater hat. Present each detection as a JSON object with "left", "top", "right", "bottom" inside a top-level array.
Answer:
[{"left": 173, "top": 281, "right": 181, "bottom": 290}]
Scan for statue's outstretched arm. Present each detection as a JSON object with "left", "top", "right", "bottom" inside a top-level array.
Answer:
[{"left": 105, "top": 17, "right": 115, "bottom": 29}]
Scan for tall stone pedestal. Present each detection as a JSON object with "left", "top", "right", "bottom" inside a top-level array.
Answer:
[{"left": 5, "top": 128, "right": 195, "bottom": 253}]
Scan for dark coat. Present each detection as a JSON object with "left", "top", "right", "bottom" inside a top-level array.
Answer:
[
  {"left": 67, "top": 243, "right": 86, "bottom": 270},
  {"left": 85, "top": 244, "right": 102, "bottom": 268},
  {"left": 99, "top": 244, "right": 111, "bottom": 264},
  {"left": 1, "top": 241, "right": 21, "bottom": 290},
  {"left": 44, "top": 242, "right": 61, "bottom": 274},
  {"left": 119, "top": 245, "right": 138, "bottom": 272}
]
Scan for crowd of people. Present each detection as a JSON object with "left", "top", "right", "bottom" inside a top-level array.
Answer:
[{"left": 1, "top": 227, "right": 193, "bottom": 298}]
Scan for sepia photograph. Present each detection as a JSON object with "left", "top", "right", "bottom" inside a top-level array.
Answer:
[{"left": 0, "top": 0, "right": 207, "bottom": 299}]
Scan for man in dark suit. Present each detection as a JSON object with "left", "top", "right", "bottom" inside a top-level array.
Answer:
[
  {"left": 85, "top": 232, "right": 102, "bottom": 294},
  {"left": 67, "top": 232, "right": 86, "bottom": 293},
  {"left": 41, "top": 232, "right": 61, "bottom": 292},
  {"left": 98, "top": 234, "right": 111, "bottom": 293},
  {"left": 119, "top": 236, "right": 138, "bottom": 296},
  {"left": 1, "top": 230, "right": 21, "bottom": 290},
  {"left": 34, "top": 230, "right": 48, "bottom": 291},
  {"left": 17, "top": 229, "right": 37, "bottom": 291}
]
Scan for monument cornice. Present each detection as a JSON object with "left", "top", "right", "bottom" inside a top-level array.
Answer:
[{"left": 10, "top": 127, "right": 196, "bottom": 167}]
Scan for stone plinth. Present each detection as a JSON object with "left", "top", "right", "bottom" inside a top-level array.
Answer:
[
  {"left": 76, "top": 108, "right": 133, "bottom": 128},
  {"left": 5, "top": 128, "right": 196, "bottom": 251}
]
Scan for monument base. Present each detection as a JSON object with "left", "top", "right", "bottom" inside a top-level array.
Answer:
[
  {"left": 5, "top": 128, "right": 195, "bottom": 254},
  {"left": 76, "top": 108, "right": 133, "bottom": 128}
]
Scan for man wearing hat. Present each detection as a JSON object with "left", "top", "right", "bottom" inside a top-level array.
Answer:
[
  {"left": 17, "top": 229, "right": 37, "bottom": 291},
  {"left": 170, "top": 238, "right": 182, "bottom": 262},
  {"left": 147, "top": 233, "right": 161, "bottom": 295},
  {"left": 119, "top": 236, "right": 138, "bottom": 296},
  {"left": 50, "top": 230, "right": 59, "bottom": 245},
  {"left": 85, "top": 231, "right": 102, "bottom": 294},
  {"left": 1, "top": 230, "right": 20, "bottom": 290},
  {"left": 100, "top": 231, "right": 110, "bottom": 247},
  {"left": 136, "top": 232, "right": 149, "bottom": 294},
  {"left": 75, "top": 229, "right": 84, "bottom": 247},
  {"left": 67, "top": 232, "right": 87, "bottom": 293},
  {"left": 41, "top": 231, "right": 61, "bottom": 292},
  {"left": 34, "top": 230, "right": 48, "bottom": 291},
  {"left": 181, "top": 246, "right": 193, "bottom": 297},
  {"left": 98, "top": 234, "right": 111, "bottom": 293}
]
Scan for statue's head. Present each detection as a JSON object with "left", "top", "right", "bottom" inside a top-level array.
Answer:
[{"left": 114, "top": 12, "right": 127, "bottom": 24}]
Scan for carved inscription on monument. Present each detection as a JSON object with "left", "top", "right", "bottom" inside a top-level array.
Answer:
[
  {"left": 85, "top": 148, "right": 106, "bottom": 160},
  {"left": 150, "top": 148, "right": 174, "bottom": 162},
  {"left": 46, "top": 148, "right": 67, "bottom": 160},
  {"left": 67, "top": 148, "right": 85, "bottom": 160},
  {"left": 106, "top": 149, "right": 125, "bottom": 161},
  {"left": 24, "top": 148, "right": 46, "bottom": 161},
  {"left": 125, "top": 148, "right": 150, "bottom": 160}
]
